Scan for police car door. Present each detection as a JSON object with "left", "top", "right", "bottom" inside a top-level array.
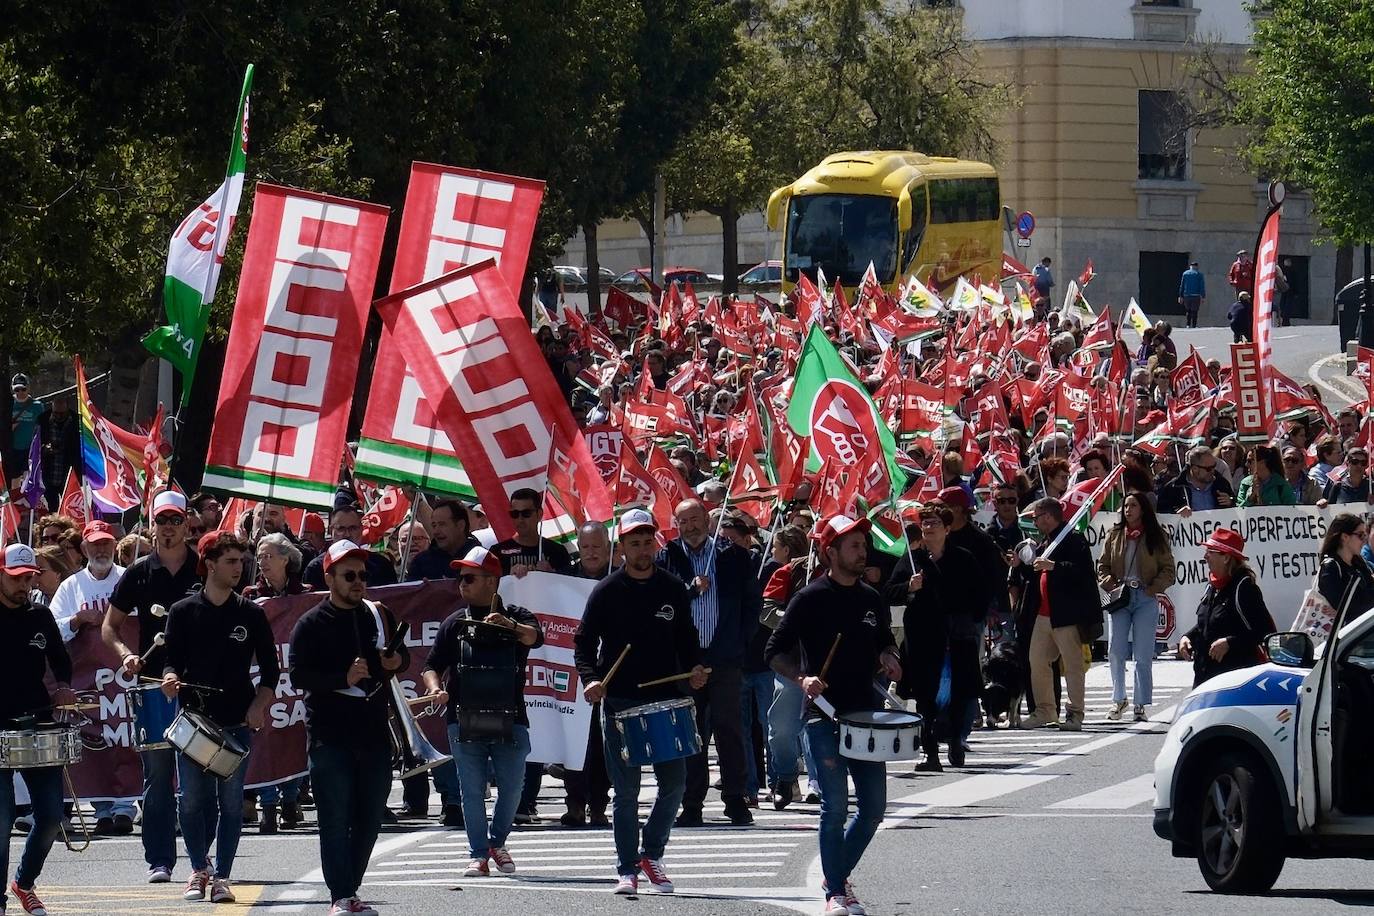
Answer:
[{"left": 1297, "top": 605, "right": 1374, "bottom": 833}]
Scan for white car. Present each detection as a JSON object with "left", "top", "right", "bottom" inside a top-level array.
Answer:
[{"left": 1153, "top": 600, "right": 1374, "bottom": 893}]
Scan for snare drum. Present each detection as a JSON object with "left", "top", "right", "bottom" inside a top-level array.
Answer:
[
  {"left": 0, "top": 727, "right": 82, "bottom": 769},
  {"left": 614, "top": 698, "right": 701, "bottom": 766},
  {"left": 128, "top": 684, "right": 179, "bottom": 751},
  {"left": 165, "top": 709, "right": 248, "bottom": 778},
  {"left": 837, "top": 710, "right": 924, "bottom": 762}
]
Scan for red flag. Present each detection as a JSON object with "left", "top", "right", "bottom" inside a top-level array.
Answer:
[
  {"left": 373, "top": 261, "right": 613, "bottom": 541},
  {"left": 1001, "top": 252, "right": 1032, "bottom": 280},
  {"left": 615, "top": 440, "right": 678, "bottom": 537},
  {"left": 1254, "top": 206, "right": 1281, "bottom": 421},
  {"left": 58, "top": 470, "right": 88, "bottom": 527},
  {"left": 604, "top": 286, "right": 647, "bottom": 331},
  {"left": 1077, "top": 259, "right": 1096, "bottom": 288},
  {"left": 644, "top": 443, "right": 693, "bottom": 507},
  {"left": 360, "top": 486, "right": 411, "bottom": 546},
  {"left": 796, "top": 273, "right": 825, "bottom": 328},
  {"left": 1080, "top": 305, "right": 1116, "bottom": 351}
]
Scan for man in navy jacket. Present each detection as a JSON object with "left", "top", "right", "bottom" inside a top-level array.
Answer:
[{"left": 656, "top": 499, "right": 762, "bottom": 826}]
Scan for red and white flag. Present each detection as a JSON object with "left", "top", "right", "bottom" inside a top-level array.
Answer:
[
  {"left": 1253, "top": 206, "right": 1281, "bottom": 421},
  {"left": 357, "top": 163, "right": 545, "bottom": 496},
  {"left": 202, "top": 185, "right": 388, "bottom": 508},
  {"left": 58, "top": 470, "right": 88, "bottom": 527},
  {"left": 614, "top": 440, "right": 678, "bottom": 537},
  {"left": 372, "top": 260, "right": 612, "bottom": 542},
  {"left": 360, "top": 486, "right": 411, "bottom": 546}
]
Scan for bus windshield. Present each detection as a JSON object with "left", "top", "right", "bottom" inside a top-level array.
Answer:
[{"left": 784, "top": 193, "right": 897, "bottom": 287}]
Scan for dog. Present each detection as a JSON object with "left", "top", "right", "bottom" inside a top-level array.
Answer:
[{"left": 981, "top": 641, "right": 1026, "bottom": 729}]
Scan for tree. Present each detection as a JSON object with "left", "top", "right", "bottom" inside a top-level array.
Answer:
[{"left": 1227, "top": 0, "right": 1374, "bottom": 247}]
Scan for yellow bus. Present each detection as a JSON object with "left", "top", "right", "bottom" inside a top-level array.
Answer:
[{"left": 766, "top": 151, "right": 1002, "bottom": 295}]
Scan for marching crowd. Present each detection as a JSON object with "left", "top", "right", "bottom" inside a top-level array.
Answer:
[{"left": 4, "top": 269, "right": 1373, "bottom": 916}]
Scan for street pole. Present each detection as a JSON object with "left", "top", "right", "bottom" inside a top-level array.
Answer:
[{"left": 1361, "top": 242, "right": 1374, "bottom": 349}]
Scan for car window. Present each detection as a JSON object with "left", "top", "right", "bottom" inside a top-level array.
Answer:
[{"left": 1342, "top": 627, "right": 1374, "bottom": 671}]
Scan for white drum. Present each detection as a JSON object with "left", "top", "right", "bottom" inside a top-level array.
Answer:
[
  {"left": 165, "top": 710, "right": 248, "bottom": 778},
  {"left": 837, "top": 710, "right": 923, "bottom": 762}
]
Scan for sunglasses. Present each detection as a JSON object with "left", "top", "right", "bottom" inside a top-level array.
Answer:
[
  {"left": 509, "top": 509, "right": 538, "bottom": 519},
  {"left": 154, "top": 515, "right": 186, "bottom": 526},
  {"left": 336, "top": 570, "right": 368, "bottom": 583},
  {"left": 458, "top": 573, "right": 489, "bottom": 585},
  {"left": 994, "top": 497, "right": 1018, "bottom": 505}
]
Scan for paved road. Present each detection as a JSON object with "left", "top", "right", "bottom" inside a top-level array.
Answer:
[{"left": 24, "top": 661, "right": 1373, "bottom": 915}]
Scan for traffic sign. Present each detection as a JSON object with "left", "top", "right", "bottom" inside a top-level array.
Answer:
[
  {"left": 1015, "top": 237, "right": 1031, "bottom": 248},
  {"left": 1015, "top": 211, "right": 1036, "bottom": 238}
]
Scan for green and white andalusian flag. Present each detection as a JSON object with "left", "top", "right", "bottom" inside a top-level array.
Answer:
[
  {"left": 143, "top": 64, "right": 254, "bottom": 405},
  {"left": 787, "top": 325, "right": 912, "bottom": 555}
]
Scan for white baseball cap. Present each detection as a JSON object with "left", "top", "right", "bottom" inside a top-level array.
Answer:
[
  {"left": 151, "top": 490, "right": 188, "bottom": 517},
  {"left": 2, "top": 544, "right": 40, "bottom": 575},
  {"left": 322, "top": 539, "right": 371, "bottom": 571},
  {"left": 617, "top": 508, "right": 657, "bottom": 537}
]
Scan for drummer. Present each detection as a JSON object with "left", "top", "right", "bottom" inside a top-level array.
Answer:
[
  {"left": 0, "top": 543, "right": 78, "bottom": 916},
  {"left": 765, "top": 515, "right": 902, "bottom": 916},
  {"left": 420, "top": 546, "right": 543, "bottom": 878},
  {"left": 101, "top": 488, "right": 200, "bottom": 884},
  {"left": 573, "top": 509, "right": 708, "bottom": 896},
  {"left": 160, "top": 532, "right": 278, "bottom": 904}
]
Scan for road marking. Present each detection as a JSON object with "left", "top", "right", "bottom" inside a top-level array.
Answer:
[
  {"left": 1309, "top": 352, "right": 1360, "bottom": 406},
  {"left": 268, "top": 825, "right": 447, "bottom": 912},
  {"left": 1047, "top": 772, "right": 1156, "bottom": 809}
]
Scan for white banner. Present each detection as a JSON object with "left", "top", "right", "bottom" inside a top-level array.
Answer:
[
  {"left": 1081, "top": 505, "right": 1349, "bottom": 644},
  {"left": 499, "top": 571, "right": 595, "bottom": 769}
]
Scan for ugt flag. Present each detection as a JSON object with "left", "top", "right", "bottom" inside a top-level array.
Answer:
[{"left": 143, "top": 64, "right": 253, "bottom": 404}]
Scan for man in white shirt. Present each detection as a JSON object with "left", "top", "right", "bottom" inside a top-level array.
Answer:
[{"left": 49, "top": 520, "right": 132, "bottom": 834}]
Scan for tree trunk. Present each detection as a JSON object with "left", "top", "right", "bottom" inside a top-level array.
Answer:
[
  {"left": 719, "top": 204, "right": 739, "bottom": 296},
  {"left": 584, "top": 221, "right": 601, "bottom": 319}
]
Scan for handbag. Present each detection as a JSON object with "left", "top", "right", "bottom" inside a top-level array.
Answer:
[{"left": 1102, "top": 584, "right": 1131, "bottom": 614}]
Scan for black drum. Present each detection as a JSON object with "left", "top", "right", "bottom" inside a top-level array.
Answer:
[{"left": 456, "top": 635, "right": 519, "bottom": 743}]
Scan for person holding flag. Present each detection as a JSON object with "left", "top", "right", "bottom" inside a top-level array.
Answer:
[{"left": 1014, "top": 497, "right": 1100, "bottom": 731}]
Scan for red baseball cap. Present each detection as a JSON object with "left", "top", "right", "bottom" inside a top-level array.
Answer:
[
  {"left": 1203, "top": 528, "right": 1246, "bottom": 561},
  {"left": 936, "top": 486, "right": 971, "bottom": 510},
  {"left": 322, "top": 539, "right": 371, "bottom": 572},
  {"left": 451, "top": 546, "right": 502, "bottom": 578},
  {"left": 82, "top": 520, "right": 116, "bottom": 543},
  {"left": 813, "top": 514, "right": 872, "bottom": 554},
  {"left": 302, "top": 514, "right": 325, "bottom": 535}
]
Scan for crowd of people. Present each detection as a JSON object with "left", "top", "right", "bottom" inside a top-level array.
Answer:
[{"left": 3, "top": 265, "right": 1372, "bottom": 916}]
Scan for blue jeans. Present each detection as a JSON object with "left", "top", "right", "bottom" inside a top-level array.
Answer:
[
  {"left": 92, "top": 799, "right": 136, "bottom": 819},
  {"left": 1109, "top": 589, "right": 1158, "bottom": 706},
  {"left": 0, "top": 767, "right": 63, "bottom": 903},
  {"left": 450, "top": 723, "right": 530, "bottom": 859},
  {"left": 140, "top": 747, "right": 177, "bottom": 870},
  {"left": 769, "top": 676, "right": 820, "bottom": 788},
  {"left": 602, "top": 701, "right": 686, "bottom": 876},
  {"left": 431, "top": 759, "right": 459, "bottom": 808},
  {"left": 803, "top": 718, "right": 886, "bottom": 895},
  {"left": 259, "top": 777, "right": 301, "bottom": 806},
  {"left": 308, "top": 741, "right": 393, "bottom": 902},
  {"left": 740, "top": 671, "right": 775, "bottom": 795},
  {"left": 176, "top": 726, "right": 250, "bottom": 878}
]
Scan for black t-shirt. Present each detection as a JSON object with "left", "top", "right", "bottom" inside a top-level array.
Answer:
[
  {"left": 162, "top": 590, "right": 281, "bottom": 727},
  {"left": 423, "top": 599, "right": 544, "bottom": 727},
  {"left": 108, "top": 548, "right": 201, "bottom": 673},
  {"left": 492, "top": 538, "right": 573, "bottom": 576},
  {"left": 765, "top": 574, "right": 896, "bottom": 720},
  {"left": 0, "top": 600, "right": 71, "bottom": 723},
  {"left": 574, "top": 567, "right": 701, "bottom": 705}
]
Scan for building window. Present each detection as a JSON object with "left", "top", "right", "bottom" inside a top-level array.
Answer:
[
  {"left": 1140, "top": 0, "right": 1183, "bottom": 6},
  {"left": 1139, "top": 251, "right": 1191, "bottom": 315},
  {"left": 1138, "top": 90, "right": 1188, "bottom": 181}
]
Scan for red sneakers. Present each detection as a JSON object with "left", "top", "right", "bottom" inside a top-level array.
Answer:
[
  {"left": 9, "top": 881, "right": 47, "bottom": 916},
  {"left": 490, "top": 846, "right": 516, "bottom": 874},
  {"left": 638, "top": 857, "right": 674, "bottom": 894}
]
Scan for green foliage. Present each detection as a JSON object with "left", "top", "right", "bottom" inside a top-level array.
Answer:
[
  {"left": 1231, "top": 0, "right": 1374, "bottom": 245},
  {"left": 1, "top": 0, "right": 738, "bottom": 360}
]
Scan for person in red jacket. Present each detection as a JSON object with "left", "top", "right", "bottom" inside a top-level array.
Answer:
[{"left": 1227, "top": 249, "right": 1254, "bottom": 297}]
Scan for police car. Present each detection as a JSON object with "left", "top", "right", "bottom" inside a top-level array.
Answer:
[{"left": 1152, "top": 600, "right": 1374, "bottom": 892}]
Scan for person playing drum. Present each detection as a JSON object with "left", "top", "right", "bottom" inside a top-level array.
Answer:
[
  {"left": 101, "top": 489, "right": 200, "bottom": 884},
  {"left": 289, "top": 541, "right": 408, "bottom": 916},
  {"left": 420, "top": 546, "right": 544, "bottom": 878},
  {"left": 573, "top": 509, "right": 708, "bottom": 896},
  {"left": 160, "top": 532, "right": 278, "bottom": 904},
  {"left": 0, "top": 543, "right": 78, "bottom": 916},
  {"left": 765, "top": 516, "right": 902, "bottom": 916}
]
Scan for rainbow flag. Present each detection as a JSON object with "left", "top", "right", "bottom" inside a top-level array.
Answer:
[{"left": 76, "top": 357, "right": 160, "bottom": 512}]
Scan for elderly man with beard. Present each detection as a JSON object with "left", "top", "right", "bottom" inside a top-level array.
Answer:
[{"left": 50, "top": 521, "right": 131, "bottom": 834}]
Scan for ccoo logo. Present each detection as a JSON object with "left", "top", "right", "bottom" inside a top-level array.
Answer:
[{"left": 809, "top": 379, "right": 880, "bottom": 468}]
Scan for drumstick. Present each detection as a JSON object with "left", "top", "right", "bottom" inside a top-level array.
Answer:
[
  {"left": 817, "top": 633, "right": 842, "bottom": 682},
  {"left": 52, "top": 703, "right": 101, "bottom": 712},
  {"left": 636, "top": 667, "right": 712, "bottom": 689},
  {"left": 138, "top": 675, "right": 223, "bottom": 694},
  {"left": 600, "top": 644, "right": 632, "bottom": 690}
]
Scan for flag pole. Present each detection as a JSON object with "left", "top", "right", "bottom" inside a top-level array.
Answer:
[{"left": 397, "top": 491, "right": 422, "bottom": 578}]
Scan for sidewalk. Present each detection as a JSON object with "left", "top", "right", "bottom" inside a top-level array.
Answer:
[{"left": 1085, "top": 656, "right": 1193, "bottom": 691}]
